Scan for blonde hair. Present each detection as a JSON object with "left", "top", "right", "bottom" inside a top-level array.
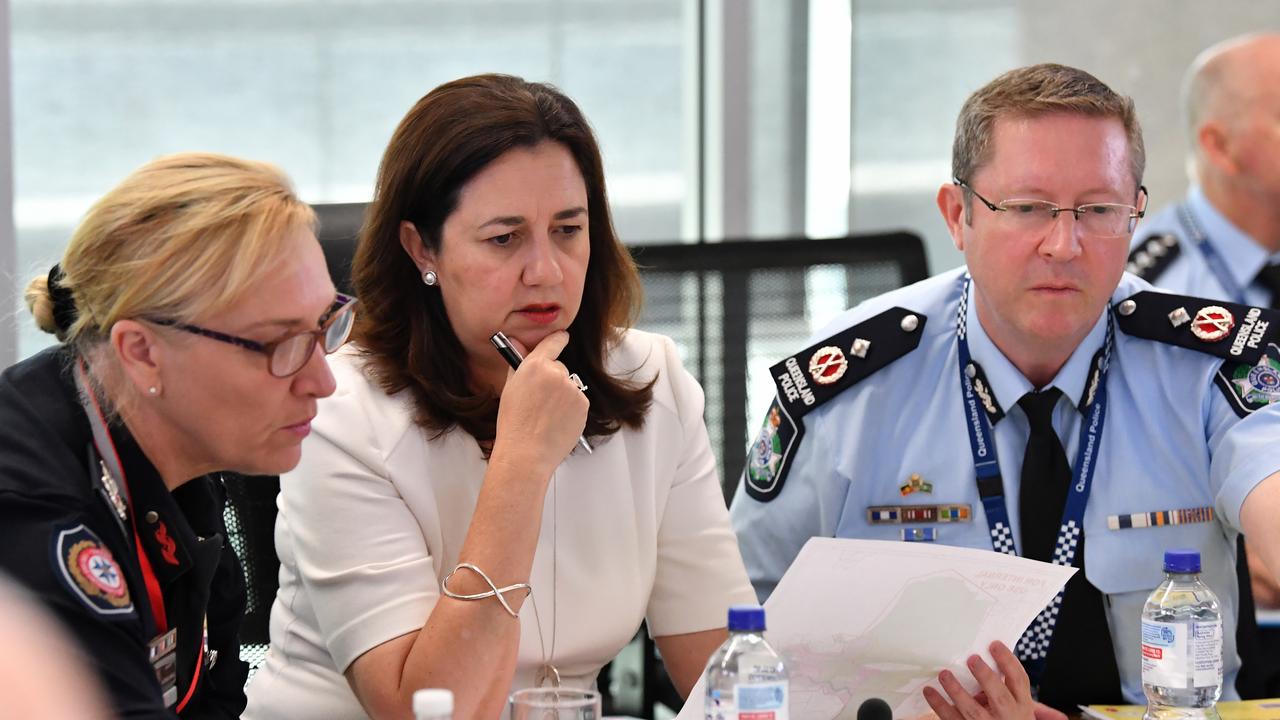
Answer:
[
  {"left": 25, "top": 152, "right": 315, "bottom": 347},
  {"left": 952, "top": 63, "right": 1146, "bottom": 199}
]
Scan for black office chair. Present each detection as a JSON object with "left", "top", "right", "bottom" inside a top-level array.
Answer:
[
  {"left": 221, "top": 473, "right": 282, "bottom": 679},
  {"left": 314, "top": 202, "right": 363, "bottom": 296}
]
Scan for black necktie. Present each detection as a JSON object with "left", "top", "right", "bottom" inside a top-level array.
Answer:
[
  {"left": 1017, "top": 389, "right": 1069, "bottom": 563},
  {"left": 1255, "top": 262, "right": 1280, "bottom": 309},
  {"left": 1016, "top": 389, "right": 1122, "bottom": 709}
]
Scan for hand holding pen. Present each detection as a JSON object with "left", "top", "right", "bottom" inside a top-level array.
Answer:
[{"left": 490, "top": 331, "right": 593, "bottom": 455}]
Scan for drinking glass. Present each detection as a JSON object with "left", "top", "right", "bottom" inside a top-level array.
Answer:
[{"left": 509, "top": 687, "right": 601, "bottom": 720}]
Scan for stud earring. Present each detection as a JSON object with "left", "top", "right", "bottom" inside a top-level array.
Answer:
[
  {"left": 422, "top": 269, "right": 438, "bottom": 286},
  {"left": 148, "top": 386, "right": 159, "bottom": 396}
]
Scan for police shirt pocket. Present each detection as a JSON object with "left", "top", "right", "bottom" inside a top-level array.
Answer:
[
  {"left": 1086, "top": 516, "right": 1226, "bottom": 702},
  {"left": 1085, "top": 514, "right": 1220, "bottom": 595}
]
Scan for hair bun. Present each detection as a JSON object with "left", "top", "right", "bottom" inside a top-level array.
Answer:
[{"left": 47, "top": 264, "right": 78, "bottom": 334}]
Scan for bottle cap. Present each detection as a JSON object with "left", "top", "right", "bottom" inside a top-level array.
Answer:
[
  {"left": 413, "top": 688, "right": 453, "bottom": 717},
  {"left": 727, "top": 604, "right": 766, "bottom": 632},
  {"left": 1163, "top": 548, "right": 1201, "bottom": 574}
]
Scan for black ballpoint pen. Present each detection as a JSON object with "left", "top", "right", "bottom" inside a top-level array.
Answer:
[{"left": 490, "top": 331, "right": 593, "bottom": 455}]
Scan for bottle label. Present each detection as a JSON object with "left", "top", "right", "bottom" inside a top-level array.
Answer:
[
  {"left": 1141, "top": 619, "right": 1222, "bottom": 688},
  {"left": 734, "top": 652, "right": 788, "bottom": 720},
  {"left": 1191, "top": 619, "right": 1223, "bottom": 687},
  {"left": 733, "top": 682, "right": 788, "bottom": 720}
]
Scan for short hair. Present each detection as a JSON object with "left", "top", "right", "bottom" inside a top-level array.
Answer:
[
  {"left": 1181, "top": 33, "right": 1280, "bottom": 177},
  {"left": 352, "top": 73, "right": 652, "bottom": 443},
  {"left": 952, "top": 63, "right": 1146, "bottom": 192},
  {"left": 26, "top": 152, "right": 315, "bottom": 348}
]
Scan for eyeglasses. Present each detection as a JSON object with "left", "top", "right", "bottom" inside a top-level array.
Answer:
[
  {"left": 148, "top": 293, "right": 357, "bottom": 378},
  {"left": 953, "top": 178, "right": 1146, "bottom": 238}
]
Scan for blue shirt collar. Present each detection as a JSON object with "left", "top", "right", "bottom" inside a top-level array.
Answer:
[
  {"left": 1187, "top": 185, "right": 1279, "bottom": 286},
  {"left": 965, "top": 276, "right": 1109, "bottom": 420}
]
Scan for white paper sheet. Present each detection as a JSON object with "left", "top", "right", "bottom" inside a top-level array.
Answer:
[{"left": 676, "top": 537, "right": 1076, "bottom": 719}]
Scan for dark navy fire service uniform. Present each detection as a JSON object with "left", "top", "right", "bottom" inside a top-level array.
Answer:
[{"left": 0, "top": 346, "right": 248, "bottom": 718}]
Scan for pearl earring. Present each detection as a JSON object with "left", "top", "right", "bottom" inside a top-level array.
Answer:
[
  {"left": 148, "top": 386, "right": 158, "bottom": 396},
  {"left": 422, "top": 269, "right": 438, "bottom": 286}
]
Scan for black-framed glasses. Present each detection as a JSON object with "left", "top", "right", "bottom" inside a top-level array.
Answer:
[
  {"left": 954, "top": 178, "right": 1147, "bottom": 238},
  {"left": 148, "top": 293, "right": 357, "bottom": 378}
]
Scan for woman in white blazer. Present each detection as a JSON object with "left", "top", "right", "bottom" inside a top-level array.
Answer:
[{"left": 244, "top": 73, "right": 756, "bottom": 720}]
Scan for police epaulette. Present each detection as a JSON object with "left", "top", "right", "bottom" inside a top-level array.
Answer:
[
  {"left": 769, "top": 306, "right": 926, "bottom": 420},
  {"left": 742, "top": 306, "right": 926, "bottom": 503},
  {"left": 1114, "top": 292, "right": 1279, "bottom": 365},
  {"left": 1125, "top": 233, "right": 1180, "bottom": 283}
]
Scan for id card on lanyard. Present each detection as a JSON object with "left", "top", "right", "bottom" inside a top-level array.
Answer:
[
  {"left": 954, "top": 275, "right": 1114, "bottom": 682},
  {"left": 73, "top": 361, "right": 207, "bottom": 711}
]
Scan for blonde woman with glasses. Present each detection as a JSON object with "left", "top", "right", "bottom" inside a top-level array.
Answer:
[{"left": 0, "top": 152, "right": 354, "bottom": 718}]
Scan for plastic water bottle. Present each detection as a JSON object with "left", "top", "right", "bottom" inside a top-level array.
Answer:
[
  {"left": 412, "top": 688, "right": 453, "bottom": 720},
  {"left": 1141, "top": 549, "right": 1223, "bottom": 720},
  {"left": 704, "top": 605, "right": 789, "bottom": 720}
]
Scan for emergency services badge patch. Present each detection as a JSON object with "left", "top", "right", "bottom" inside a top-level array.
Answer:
[
  {"left": 744, "top": 398, "right": 801, "bottom": 502},
  {"left": 1216, "top": 343, "right": 1280, "bottom": 418},
  {"left": 51, "top": 524, "right": 135, "bottom": 618}
]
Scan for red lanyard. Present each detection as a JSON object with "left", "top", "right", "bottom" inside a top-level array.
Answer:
[
  {"left": 74, "top": 361, "right": 206, "bottom": 712},
  {"left": 75, "top": 361, "right": 169, "bottom": 632}
]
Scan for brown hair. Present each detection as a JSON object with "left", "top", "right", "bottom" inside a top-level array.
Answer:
[
  {"left": 952, "top": 63, "right": 1145, "bottom": 214},
  {"left": 352, "top": 73, "right": 652, "bottom": 443}
]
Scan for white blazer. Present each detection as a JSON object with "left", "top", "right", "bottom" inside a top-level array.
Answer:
[{"left": 244, "top": 329, "right": 755, "bottom": 719}]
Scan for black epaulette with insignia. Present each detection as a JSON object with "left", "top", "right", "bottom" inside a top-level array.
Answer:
[
  {"left": 1125, "top": 233, "right": 1181, "bottom": 283},
  {"left": 1114, "top": 292, "right": 1280, "bottom": 417},
  {"left": 742, "top": 306, "right": 926, "bottom": 502}
]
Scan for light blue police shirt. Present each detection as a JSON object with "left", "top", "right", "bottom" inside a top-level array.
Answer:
[
  {"left": 1132, "top": 186, "right": 1280, "bottom": 306},
  {"left": 730, "top": 266, "right": 1280, "bottom": 703}
]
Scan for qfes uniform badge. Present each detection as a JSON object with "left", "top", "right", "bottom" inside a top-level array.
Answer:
[
  {"left": 744, "top": 306, "right": 926, "bottom": 502},
  {"left": 51, "top": 523, "right": 135, "bottom": 618},
  {"left": 1114, "top": 292, "right": 1280, "bottom": 417}
]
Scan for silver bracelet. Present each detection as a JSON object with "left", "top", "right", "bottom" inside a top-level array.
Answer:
[{"left": 441, "top": 562, "right": 530, "bottom": 618}]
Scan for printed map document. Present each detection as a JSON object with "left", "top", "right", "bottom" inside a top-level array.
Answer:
[{"left": 676, "top": 537, "right": 1076, "bottom": 719}]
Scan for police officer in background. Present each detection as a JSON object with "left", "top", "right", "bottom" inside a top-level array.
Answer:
[
  {"left": 1129, "top": 33, "right": 1280, "bottom": 305},
  {"left": 0, "top": 153, "right": 351, "bottom": 718},
  {"left": 1127, "top": 32, "right": 1280, "bottom": 698},
  {"left": 731, "top": 64, "right": 1280, "bottom": 713}
]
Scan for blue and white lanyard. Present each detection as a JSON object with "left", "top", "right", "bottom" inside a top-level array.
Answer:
[
  {"left": 955, "top": 275, "right": 1114, "bottom": 680},
  {"left": 1177, "top": 202, "right": 1248, "bottom": 305}
]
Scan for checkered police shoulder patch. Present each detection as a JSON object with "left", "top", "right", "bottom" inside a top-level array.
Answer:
[
  {"left": 744, "top": 306, "right": 926, "bottom": 503},
  {"left": 50, "top": 523, "right": 135, "bottom": 619}
]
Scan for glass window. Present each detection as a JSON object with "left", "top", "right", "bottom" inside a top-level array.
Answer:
[{"left": 12, "top": 0, "right": 689, "bottom": 358}]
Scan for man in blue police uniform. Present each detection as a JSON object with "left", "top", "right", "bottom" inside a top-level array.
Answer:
[
  {"left": 1128, "top": 33, "right": 1280, "bottom": 307},
  {"left": 731, "top": 63, "right": 1280, "bottom": 711},
  {"left": 1126, "top": 32, "right": 1280, "bottom": 698}
]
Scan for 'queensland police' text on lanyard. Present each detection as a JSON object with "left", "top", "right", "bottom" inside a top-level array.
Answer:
[
  {"left": 73, "top": 360, "right": 207, "bottom": 712},
  {"left": 955, "top": 275, "right": 1114, "bottom": 682},
  {"left": 1178, "top": 202, "right": 1248, "bottom": 305}
]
